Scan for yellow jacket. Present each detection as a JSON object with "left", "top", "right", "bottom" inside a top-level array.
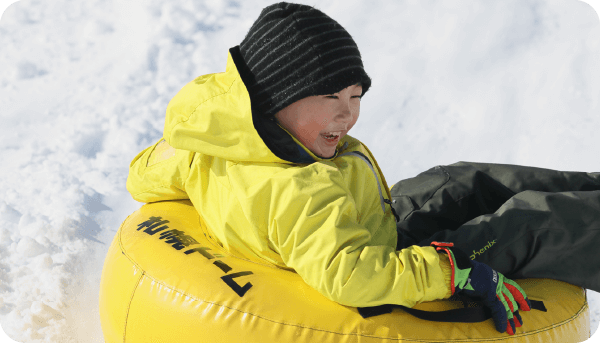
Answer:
[{"left": 127, "top": 50, "right": 452, "bottom": 308}]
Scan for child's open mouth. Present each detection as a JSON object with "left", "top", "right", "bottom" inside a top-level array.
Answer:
[{"left": 321, "top": 132, "right": 341, "bottom": 144}]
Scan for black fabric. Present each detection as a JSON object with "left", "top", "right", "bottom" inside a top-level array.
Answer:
[
  {"left": 236, "top": 2, "right": 371, "bottom": 118},
  {"left": 392, "top": 161, "right": 600, "bottom": 291},
  {"left": 230, "top": 46, "right": 314, "bottom": 164},
  {"left": 357, "top": 299, "right": 546, "bottom": 320}
]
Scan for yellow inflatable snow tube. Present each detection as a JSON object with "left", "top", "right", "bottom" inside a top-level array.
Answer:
[{"left": 99, "top": 200, "right": 590, "bottom": 342}]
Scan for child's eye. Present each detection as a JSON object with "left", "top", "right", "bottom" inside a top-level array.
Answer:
[{"left": 325, "top": 95, "right": 338, "bottom": 99}]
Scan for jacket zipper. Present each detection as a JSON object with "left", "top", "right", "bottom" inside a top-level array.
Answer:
[{"left": 337, "top": 151, "right": 400, "bottom": 222}]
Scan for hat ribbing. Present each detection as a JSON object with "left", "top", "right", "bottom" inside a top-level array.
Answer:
[{"left": 237, "top": 2, "right": 371, "bottom": 117}]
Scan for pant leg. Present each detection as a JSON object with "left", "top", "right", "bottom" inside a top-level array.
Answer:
[
  {"left": 391, "top": 161, "right": 600, "bottom": 290},
  {"left": 391, "top": 161, "right": 600, "bottom": 244}
]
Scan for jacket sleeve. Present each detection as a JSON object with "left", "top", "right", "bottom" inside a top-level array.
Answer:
[
  {"left": 264, "top": 165, "right": 452, "bottom": 308},
  {"left": 126, "top": 139, "right": 195, "bottom": 203}
]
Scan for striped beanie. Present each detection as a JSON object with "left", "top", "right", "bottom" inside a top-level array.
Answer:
[{"left": 235, "top": 2, "right": 371, "bottom": 118}]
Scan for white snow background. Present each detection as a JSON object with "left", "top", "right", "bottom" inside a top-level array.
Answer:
[{"left": 0, "top": 0, "right": 599, "bottom": 342}]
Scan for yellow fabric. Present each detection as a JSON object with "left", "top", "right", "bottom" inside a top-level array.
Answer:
[
  {"left": 146, "top": 139, "right": 176, "bottom": 167},
  {"left": 126, "top": 51, "right": 451, "bottom": 308},
  {"left": 438, "top": 252, "right": 453, "bottom": 299}
]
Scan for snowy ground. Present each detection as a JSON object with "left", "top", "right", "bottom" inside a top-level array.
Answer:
[{"left": 0, "top": 0, "right": 599, "bottom": 342}]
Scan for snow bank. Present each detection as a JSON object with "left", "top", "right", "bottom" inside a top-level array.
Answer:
[{"left": 0, "top": 0, "right": 598, "bottom": 342}]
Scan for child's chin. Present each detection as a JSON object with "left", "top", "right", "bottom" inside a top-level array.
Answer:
[{"left": 318, "top": 148, "right": 337, "bottom": 159}]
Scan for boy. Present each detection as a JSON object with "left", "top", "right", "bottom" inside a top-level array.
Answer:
[{"left": 129, "top": 2, "right": 600, "bottom": 336}]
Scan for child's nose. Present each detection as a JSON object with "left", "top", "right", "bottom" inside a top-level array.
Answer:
[
  {"left": 336, "top": 100, "right": 355, "bottom": 122},
  {"left": 336, "top": 110, "right": 352, "bottom": 125}
]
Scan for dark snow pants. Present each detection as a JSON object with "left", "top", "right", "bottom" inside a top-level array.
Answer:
[{"left": 391, "top": 161, "right": 600, "bottom": 291}]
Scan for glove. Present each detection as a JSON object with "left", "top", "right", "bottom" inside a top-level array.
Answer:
[{"left": 431, "top": 242, "right": 532, "bottom": 335}]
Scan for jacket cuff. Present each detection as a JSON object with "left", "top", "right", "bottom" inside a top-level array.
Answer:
[{"left": 437, "top": 252, "right": 453, "bottom": 299}]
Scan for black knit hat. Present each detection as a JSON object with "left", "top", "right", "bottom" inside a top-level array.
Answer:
[{"left": 235, "top": 2, "right": 371, "bottom": 118}]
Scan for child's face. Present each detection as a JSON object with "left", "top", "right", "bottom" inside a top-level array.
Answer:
[{"left": 274, "top": 84, "right": 363, "bottom": 158}]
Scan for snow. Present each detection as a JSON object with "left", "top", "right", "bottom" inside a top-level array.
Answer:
[{"left": 0, "top": 0, "right": 599, "bottom": 342}]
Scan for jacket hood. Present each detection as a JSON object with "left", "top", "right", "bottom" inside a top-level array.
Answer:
[{"left": 163, "top": 47, "right": 347, "bottom": 164}]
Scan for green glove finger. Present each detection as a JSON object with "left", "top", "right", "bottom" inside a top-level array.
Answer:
[
  {"left": 503, "top": 278, "right": 532, "bottom": 311},
  {"left": 498, "top": 293, "right": 514, "bottom": 320},
  {"left": 504, "top": 278, "right": 527, "bottom": 296},
  {"left": 495, "top": 274, "right": 516, "bottom": 320},
  {"left": 499, "top": 280, "right": 517, "bottom": 312}
]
